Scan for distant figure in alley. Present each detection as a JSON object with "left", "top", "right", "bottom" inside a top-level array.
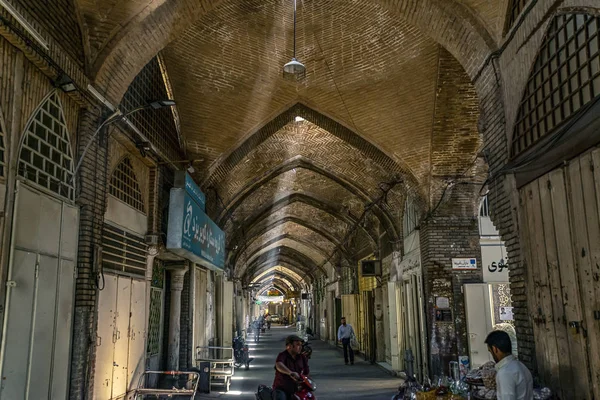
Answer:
[{"left": 337, "top": 317, "right": 355, "bottom": 365}]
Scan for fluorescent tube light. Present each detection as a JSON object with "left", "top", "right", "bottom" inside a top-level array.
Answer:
[{"left": 0, "top": 0, "right": 49, "bottom": 50}]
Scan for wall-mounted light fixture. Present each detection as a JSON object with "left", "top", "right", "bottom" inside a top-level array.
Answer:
[
  {"left": 55, "top": 74, "right": 76, "bottom": 93},
  {"left": 72, "top": 100, "right": 176, "bottom": 182}
]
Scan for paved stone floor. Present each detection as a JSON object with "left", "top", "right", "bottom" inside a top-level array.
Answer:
[{"left": 203, "top": 325, "right": 401, "bottom": 399}]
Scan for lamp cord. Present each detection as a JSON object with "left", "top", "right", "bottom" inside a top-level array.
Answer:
[{"left": 293, "top": 0, "right": 296, "bottom": 58}]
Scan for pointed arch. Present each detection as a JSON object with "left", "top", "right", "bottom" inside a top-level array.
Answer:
[
  {"left": 93, "top": 0, "right": 495, "bottom": 104},
  {"left": 18, "top": 91, "right": 75, "bottom": 201},
  {"left": 109, "top": 156, "right": 145, "bottom": 212}
]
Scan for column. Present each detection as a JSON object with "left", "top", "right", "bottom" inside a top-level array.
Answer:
[
  {"left": 167, "top": 265, "right": 189, "bottom": 371},
  {"left": 374, "top": 287, "right": 386, "bottom": 362}
]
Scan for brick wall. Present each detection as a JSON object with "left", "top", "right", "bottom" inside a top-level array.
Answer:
[
  {"left": 12, "top": 0, "right": 84, "bottom": 65},
  {"left": 473, "top": 56, "right": 536, "bottom": 368},
  {"left": 70, "top": 106, "right": 109, "bottom": 400},
  {"left": 431, "top": 48, "right": 481, "bottom": 180},
  {"left": 419, "top": 214, "right": 482, "bottom": 376}
]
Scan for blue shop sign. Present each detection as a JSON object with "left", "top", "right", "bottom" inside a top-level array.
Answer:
[
  {"left": 174, "top": 171, "right": 206, "bottom": 211},
  {"left": 166, "top": 187, "right": 225, "bottom": 271}
]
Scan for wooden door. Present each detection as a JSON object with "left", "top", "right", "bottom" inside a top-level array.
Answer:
[{"left": 518, "top": 147, "right": 600, "bottom": 399}]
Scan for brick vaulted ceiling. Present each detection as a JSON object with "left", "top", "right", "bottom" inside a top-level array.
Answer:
[{"left": 75, "top": 0, "right": 487, "bottom": 285}]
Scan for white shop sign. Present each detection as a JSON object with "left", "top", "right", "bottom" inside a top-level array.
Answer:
[
  {"left": 451, "top": 258, "right": 477, "bottom": 270},
  {"left": 481, "top": 242, "right": 509, "bottom": 282}
]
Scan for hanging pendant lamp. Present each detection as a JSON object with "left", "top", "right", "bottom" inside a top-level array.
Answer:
[{"left": 283, "top": 0, "right": 306, "bottom": 80}]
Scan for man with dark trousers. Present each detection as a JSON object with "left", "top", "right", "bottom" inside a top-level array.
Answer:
[
  {"left": 337, "top": 317, "right": 355, "bottom": 365},
  {"left": 273, "top": 335, "right": 310, "bottom": 400}
]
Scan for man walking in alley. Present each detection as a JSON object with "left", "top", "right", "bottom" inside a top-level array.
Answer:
[
  {"left": 485, "top": 330, "right": 533, "bottom": 400},
  {"left": 337, "top": 317, "right": 355, "bottom": 365},
  {"left": 273, "top": 335, "right": 310, "bottom": 400}
]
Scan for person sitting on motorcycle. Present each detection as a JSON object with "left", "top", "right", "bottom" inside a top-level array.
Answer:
[{"left": 273, "top": 335, "right": 310, "bottom": 400}]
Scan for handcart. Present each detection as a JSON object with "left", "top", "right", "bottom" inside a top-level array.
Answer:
[
  {"left": 195, "top": 345, "right": 235, "bottom": 392},
  {"left": 133, "top": 370, "right": 199, "bottom": 399}
]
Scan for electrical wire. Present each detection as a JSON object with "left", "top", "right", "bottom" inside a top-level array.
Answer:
[{"left": 320, "top": 177, "right": 403, "bottom": 270}]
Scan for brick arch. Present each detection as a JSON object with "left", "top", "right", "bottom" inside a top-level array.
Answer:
[
  {"left": 254, "top": 271, "right": 302, "bottom": 290},
  {"left": 216, "top": 155, "right": 401, "bottom": 242},
  {"left": 204, "top": 103, "right": 420, "bottom": 203},
  {"left": 257, "top": 265, "right": 306, "bottom": 290},
  {"left": 241, "top": 248, "right": 322, "bottom": 282},
  {"left": 256, "top": 275, "right": 301, "bottom": 293},
  {"left": 238, "top": 233, "right": 332, "bottom": 270},
  {"left": 230, "top": 217, "right": 351, "bottom": 267},
  {"left": 92, "top": 0, "right": 495, "bottom": 119},
  {"left": 250, "top": 266, "right": 305, "bottom": 287},
  {"left": 257, "top": 281, "right": 290, "bottom": 296},
  {"left": 245, "top": 237, "right": 329, "bottom": 270},
  {"left": 226, "top": 191, "right": 379, "bottom": 251},
  {"left": 247, "top": 263, "right": 311, "bottom": 287}
]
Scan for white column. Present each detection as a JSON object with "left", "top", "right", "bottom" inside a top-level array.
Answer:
[
  {"left": 167, "top": 265, "right": 188, "bottom": 371},
  {"left": 374, "top": 287, "right": 386, "bottom": 362}
]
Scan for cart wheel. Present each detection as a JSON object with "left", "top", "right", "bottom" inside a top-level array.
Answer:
[{"left": 226, "top": 377, "right": 231, "bottom": 392}]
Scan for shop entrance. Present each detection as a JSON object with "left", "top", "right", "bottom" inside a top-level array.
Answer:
[{"left": 0, "top": 183, "right": 78, "bottom": 399}]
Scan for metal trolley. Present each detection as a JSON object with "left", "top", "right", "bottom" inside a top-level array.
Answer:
[
  {"left": 195, "top": 345, "right": 235, "bottom": 392},
  {"left": 133, "top": 370, "right": 199, "bottom": 399}
]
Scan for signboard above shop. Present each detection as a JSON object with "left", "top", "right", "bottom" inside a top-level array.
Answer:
[
  {"left": 174, "top": 171, "right": 206, "bottom": 211},
  {"left": 167, "top": 172, "right": 225, "bottom": 271}
]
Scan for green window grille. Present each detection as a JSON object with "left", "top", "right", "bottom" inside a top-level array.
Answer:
[
  {"left": 147, "top": 287, "right": 163, "bottom": 356},
  {"left": 109, "top": 157, "right": 145, "bottom": 212},
  {"left": 511, "top": 13, "right": 600, "bottom": 157},
  {"left": 151, "top": 259, "right": 165, "bottom": 288},
  {"left": 18, "top": 92, "right": 74, "bottom": 200}
]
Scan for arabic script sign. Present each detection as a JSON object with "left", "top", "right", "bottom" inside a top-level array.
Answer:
[
  {"left": 167, "top": 187, "right": 225, "bottom": 271},
  {"left": 451, "top": 258, "right": 477, "bottom": 270},
  {"left": 481, "top": 243, "right": 509, "bottom": 282},
  {"left": 174, "top": 171, "right": 206, "bottom": 211}
]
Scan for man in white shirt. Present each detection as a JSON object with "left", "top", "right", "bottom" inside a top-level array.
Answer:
[
  {"left": 337, "top": 317, "right": 355, "bottom": 365},
  {"left": 485, "top": 330, "right": 533, "bottom": 400}
]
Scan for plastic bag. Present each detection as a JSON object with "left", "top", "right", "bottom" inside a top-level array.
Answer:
[{"left": 350, "top": 334, "right": 358, "bottom": 350}]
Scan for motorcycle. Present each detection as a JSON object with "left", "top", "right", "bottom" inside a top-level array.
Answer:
[
  {"left": 233, "top": 336, "right": 253, "bottom": 370},
  {"left": 293, "top": 374, "right": 317, "bottom": 400},
  {"left": 255, "top": 375, "right": 317, "bottom": 400}
]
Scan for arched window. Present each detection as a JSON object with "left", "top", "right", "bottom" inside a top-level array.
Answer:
[
  {"left": 403, "top": 199, "right": 420, "bottom": 236},
  {"left": 511, "top": 13, "right": 600, "bottom": 157},
  {"left": 479, "top": 195, "right": 490, "bottom": 217},
  {"left": 18, "top": 92, "right": 75, "bottom": 200},
  {"left": 109, "top": 157, "right": 145, "bottom": 212}
]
